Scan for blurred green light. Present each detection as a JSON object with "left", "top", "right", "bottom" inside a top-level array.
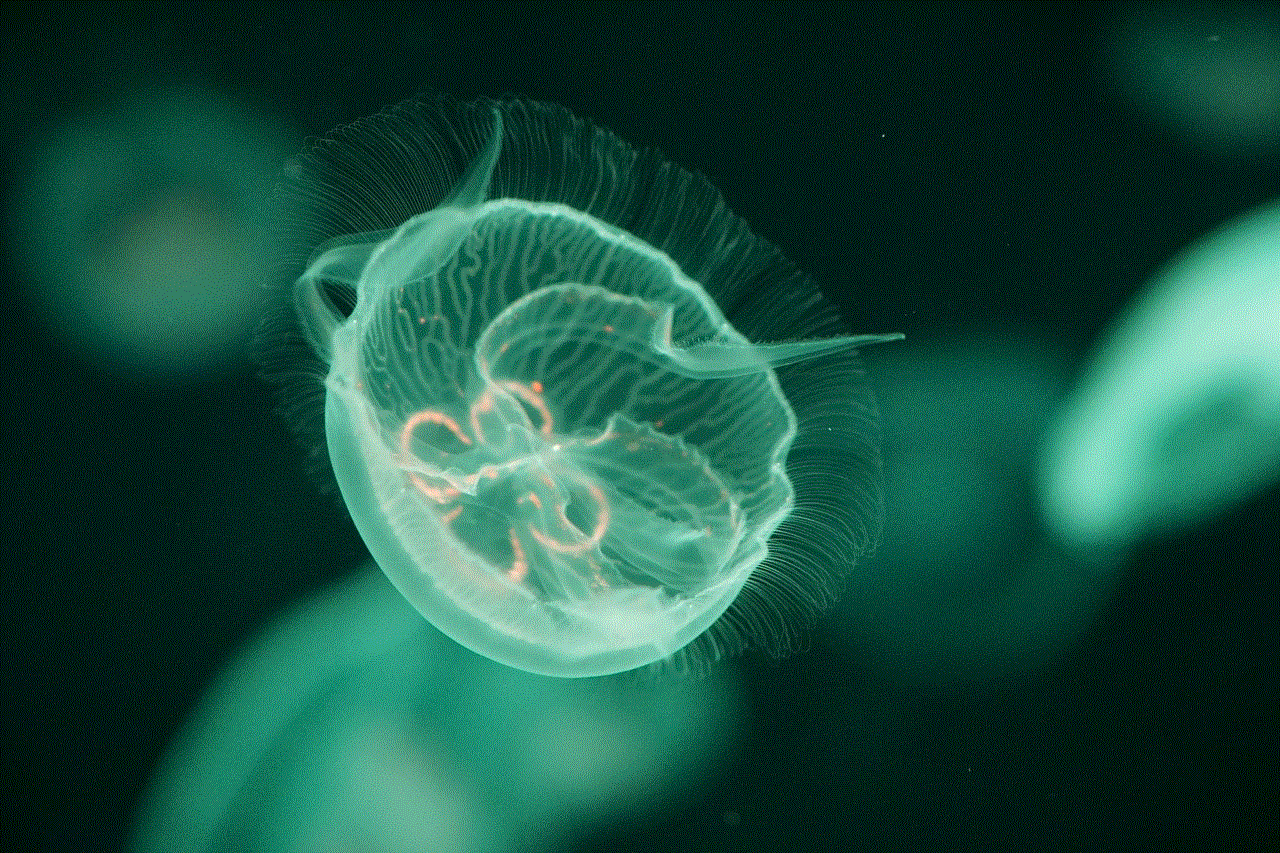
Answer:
[
  {"left": 1039, "top": 199, "right": 1280, "bottom": 557},
  {"left": 130, "top": 567, "right": 741, "bottom": 853}
]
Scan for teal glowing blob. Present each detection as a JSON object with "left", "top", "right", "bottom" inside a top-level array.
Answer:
[
  {"left": 14, "top": 86, "right": 287, "bottom": 381},
  {"left": 130, "top": 566, "right": 741, "bottom": 853},
  {"left": 832, "top": 333, "right": 1120, "bottom": 684},
  {"left": 270, "top": 98, "right": 901, "bottom": 677},
  {"left": 1104, "top": 4, "right": 1280, "bottom": 155},
  {"left": 1040, "top": 198, "right": 1280, "bottom": 557}
]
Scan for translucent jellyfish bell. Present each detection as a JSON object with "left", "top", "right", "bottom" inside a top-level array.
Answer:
[{"left": 266, "top": 98, "right": 901, "bottom": 677}]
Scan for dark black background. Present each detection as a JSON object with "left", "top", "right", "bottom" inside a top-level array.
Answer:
[{"left": 2, "top": 2, "right": 1276, "bottom": 852}]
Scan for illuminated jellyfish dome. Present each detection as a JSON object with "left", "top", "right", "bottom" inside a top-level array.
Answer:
[
  {"left": 1039, "top": 198, "right": 1280, "bottom": 557},
  {"left": 265, "top": 97, "right": 899, "bottom": 677}
]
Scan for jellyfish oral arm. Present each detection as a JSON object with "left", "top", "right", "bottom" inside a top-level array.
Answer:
[
  {"left": 662, "top": 330, "right": 907, "bottom": 379},
  {"left": 292, "top": 225, "right": 408, "bottom": 365},
  {"left": 293, "top": 105, "right": 501, "bottom": 366},
  {"left": 477, "top": 281, "right": 904, "bottom": 387}
]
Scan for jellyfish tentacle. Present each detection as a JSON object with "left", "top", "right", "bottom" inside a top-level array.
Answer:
[{"left": 440, "top": 107, "right": 503, "bottom": 209}]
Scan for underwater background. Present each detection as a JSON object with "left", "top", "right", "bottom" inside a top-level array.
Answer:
[{"left": 1, "top": 2, "right": 1276, "bottom": 851}]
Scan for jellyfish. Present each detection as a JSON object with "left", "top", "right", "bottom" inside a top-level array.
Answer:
[
  {"left": 264, "top": 97, "right": 901, "bottom": 677},
  {"left": 1039, "top": 198, "right": 1280, "bottom": 559},
  {"left": 129, "top": 565, "right": 741, "bottom": 853},
  {"left": 13, "top": 86, "right": 287, "bottom": 381}
]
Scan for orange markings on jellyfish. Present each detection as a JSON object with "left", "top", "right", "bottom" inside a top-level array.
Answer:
[
  {"left": 396, "top": 379, "right": 612, "bottom": 587},
  {"left": 400, "top": 408, "right": 472, "bottom": 449},
  {"left": 467, "top": 391, "right": 496, "bottom": 440},
  {"left": 498, "top": 380, "right": 554, "bottom": 435},
  {"left": 527, "top": 476, "right": 610, "bottom": 555},
  {"left": 399, "top": 408, "right": 470, "bottom": 503},
  {"left": 466, "top": 381, "right": 555, "bottom": 441},
  {"left": 507, "top": 528, "right": 529, "bottom": 582}
]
